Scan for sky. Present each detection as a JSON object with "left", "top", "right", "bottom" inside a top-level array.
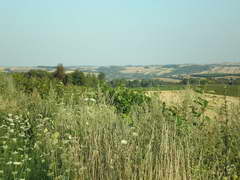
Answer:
[{"left": 0, "top": 0, "right": 240, "bottom": 66}]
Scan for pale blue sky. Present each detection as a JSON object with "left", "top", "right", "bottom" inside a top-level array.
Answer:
[{"left": 0, "top": 0, "right": 240, "bottom": 66}]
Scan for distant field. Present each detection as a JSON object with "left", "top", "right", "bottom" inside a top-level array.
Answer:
[
  {"left": 120, "top": 66, "right": 172, "bottom": 75},
  {"left": 201, "top": 66, "right": 240, "bottom": 74},
  {"left": 146, "top": 89, "right": 240, "bottom": 119},
  {"left": 198, "top": 84, "right": 240, "bottom": 97},
  {"left": 141, "top": 84, "right": 240, "bottom": 97},
  {"left": 154, "top": 77, "right": 181, "bottom": 83}
]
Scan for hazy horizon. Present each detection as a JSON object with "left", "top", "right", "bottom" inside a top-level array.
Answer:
[
  {"left": 1, "top": 61, "right": 240, "bottom": 68},
  {"left": 1, "top": 1, "right": 240, "bottom": 66}
]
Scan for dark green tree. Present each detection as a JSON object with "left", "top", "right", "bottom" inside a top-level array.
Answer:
[
  {"left": 71, "top": 70, "right": 86, "bottom": 86},
  {"left": 98, "top": 72, "right": 106, "bottom": 81},
  {"left": 53, "top": 64, "right": 66, "bottom": 83},
  {"left": 25, "top": 70, "right": 52, "bottom": 79}
]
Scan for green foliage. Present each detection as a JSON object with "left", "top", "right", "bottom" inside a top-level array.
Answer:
[
  {"left": 69, "top": 70, "right": 104, "bottom": 87},
  {"left": 70, "top": 70, "right": 86, "bottom": 86},
  {"left": 25, "top": 70, "right": 52, "bottom": 79},
  {"left": 105, "top": 86, "right": 151, "bottom": 114},
  {"left": 109, "top": 78, "right": 180, "bottom": 88},
  {"left": 162, "top": 94, "right": 209, "bottom": 129},
  {"left": 11, "top": 72, "right": 64, "bottom": 98},
  {"left": 1, "top": 73, "right": 240, "bottom": 179},
  {"left": 98, "top": 72, "right": 105, "bottom": 81}
]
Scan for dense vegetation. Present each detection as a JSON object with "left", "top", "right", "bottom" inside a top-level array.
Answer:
[{"left": 0, "top": 68, "right": 240, "bottom": 179}]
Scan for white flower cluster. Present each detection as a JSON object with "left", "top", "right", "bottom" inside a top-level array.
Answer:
[
  {"left": 121, "top": 139, "right": 128, "bottom": 145},
  {"left": 84, "top": 98, "right": 96, "bottom": 103},
  {"left": 0, "top": 113, "right": 32, "bottom": 179}
]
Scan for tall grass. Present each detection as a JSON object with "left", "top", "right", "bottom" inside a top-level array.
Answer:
[{"left": 0, "top": 74, "right": 240, "bottom": 180}]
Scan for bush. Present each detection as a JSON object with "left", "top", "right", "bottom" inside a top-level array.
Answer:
[{"left": 105, "top": 86, "right": 151, "bottom": 114}]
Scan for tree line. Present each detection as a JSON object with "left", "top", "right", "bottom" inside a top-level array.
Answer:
[{"left": 24, "top": 64, "right": 106, "bottom": 87}]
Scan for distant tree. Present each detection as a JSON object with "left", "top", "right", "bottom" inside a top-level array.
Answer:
[
  {"left": 98, "top": 72, "right": 106, "bottom": 81},
  {"left": 53, "top": 64, "right": 66, "bottom": 82},
  {"left": 181, "top": 78, "right": 190, "bottom": 85},
  {"left": 85, "top": 74, "right": 98, "bottom": 87},
  {"left": 63, "top": 74, "right": 73, "bottom": 85},
  {"left": 25, "top": 70, "right": 51, "bottom": 79},
  {"left": 71, "top": 70, "right": 86, "bottom": 86},
  {"left": 109, "top": 79, "right": 127, "bottom": 87}
]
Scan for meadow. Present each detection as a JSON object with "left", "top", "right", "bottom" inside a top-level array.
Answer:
[{"left": 0, "top": 73, "right": 240, "bottom": 180}]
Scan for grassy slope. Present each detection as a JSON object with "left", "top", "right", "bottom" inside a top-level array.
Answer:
[{"left": 0, "top": 75, "right": 240, "bottom": 179}]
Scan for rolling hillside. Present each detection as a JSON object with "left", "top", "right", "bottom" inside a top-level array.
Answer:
[{"left": 1, "top": 63, "right": 240, "bottom": 80}]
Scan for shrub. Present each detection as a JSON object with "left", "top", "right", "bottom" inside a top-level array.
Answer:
[{"left": 105, "top": 86, "right": 151, "bottom": 114}]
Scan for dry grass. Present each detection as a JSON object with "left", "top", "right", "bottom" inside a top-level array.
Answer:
[
  {"left": 146, "top": 90, "right": 240, "bottom": 119},
  {"left": 1, "top": 75, "right": 240, "bottom": 179}
]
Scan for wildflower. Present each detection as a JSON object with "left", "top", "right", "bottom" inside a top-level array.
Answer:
[
  {"left": 34, "top": 143, "right": 39, "bottom": 150},
  {"left": 130, "top": 126, "right": 135, "bottom": 130},
  {"left": 84, "top": 98, "right": 90, "bottom": 101},
  {"left": 121, "top": 139, "right": 128, "bottom": 145},
  {"left": 12, "top": 171, "right": 18, "bottom": 175},
  {"left": 17, "top": 148, "right": 23, "bottom": 151},
  {"left": 44, "top": 128, "right": 48, "bottom": 133},
  {"left": 9, "top": 129, "right": 14, "bottom": 133},
  {"left": 12, "top": 138, "right": 17, "bottom": 143},
  {"left": 13, "top": 162, "right": 22, "bottom": 166},
  {"left": 7, "top": 118, "right": 13, "bottom": 122},
  {"left": 8, "top": 113, "right": 12, "bottom": 117},
  {"left": 89, "top": 98, "right": 96, "bottom": 102},
  {"left": 6, "top": 161, "right": 12, "bottom": 165},
  {"left": 132, "top": 132, "right": 138, "bottom": 137},
  {"left": 84, "top": 97, "right": 96, "bottom": 103},
  {"left": 12, "top": 151, "right": 18, "bottom": 155},
  {"left": 19, "top": 133, "right": 25, "bottom": 137},
  {"left": 65, "top": 169, "right": 70, "bottom": 173}
]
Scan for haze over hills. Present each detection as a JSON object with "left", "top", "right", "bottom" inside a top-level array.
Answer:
[{"left": 1, "top": 62, "right": 240, "bottom": 80}]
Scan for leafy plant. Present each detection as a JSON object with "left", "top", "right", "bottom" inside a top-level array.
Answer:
[{"left": 105, "top": 86, "right": 151, "bottom": 114}]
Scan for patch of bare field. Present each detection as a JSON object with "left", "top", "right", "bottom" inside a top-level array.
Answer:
[
  {"left": 120, "top": 66, "right": 172, "bottom": 74},
  {"left": 215, "top": 76, "right": 240, "bottom": 79},
  {"left": 146, "top": 90, "right": 240, "bottom": 119},
  {"left": 78, "top": 66, "right": 98, "bottom": 71},
  {"left": 154, "top": 77, "right": 181, "bottom": 83},
  {"left": 7, "top": 67, "right": 34, "bottom": 72}
]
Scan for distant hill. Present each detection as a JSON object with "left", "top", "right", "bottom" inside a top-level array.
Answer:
[{"left": 1, "top": 63, "right": 240, "bottom": 80}]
